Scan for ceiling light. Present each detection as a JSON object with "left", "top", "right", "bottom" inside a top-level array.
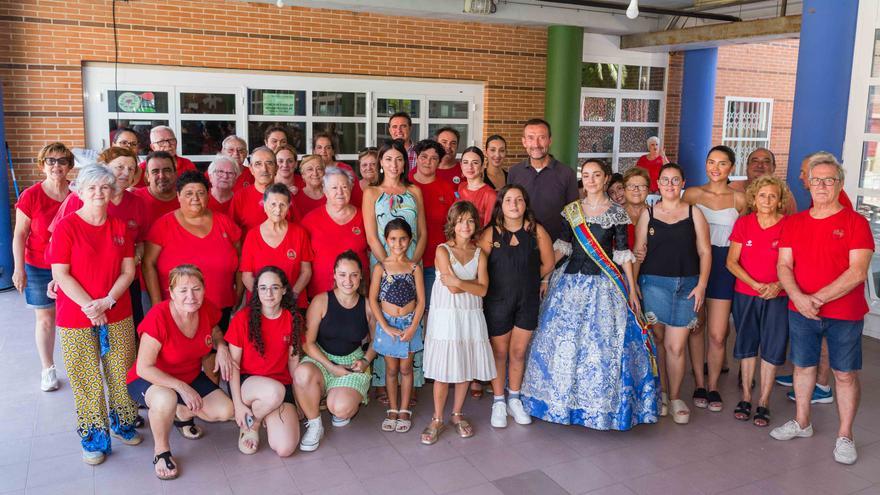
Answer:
[{"left": 463, "top": 0, "right": 496, "bottom": 14}]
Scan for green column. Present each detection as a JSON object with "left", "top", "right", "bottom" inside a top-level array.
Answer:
[{"left": 545, "top": 25, "right": 584, "bottom": 170}]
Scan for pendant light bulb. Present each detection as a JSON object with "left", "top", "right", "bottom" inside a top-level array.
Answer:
[
  {"left": 626, "top": 0, "right": 639, "bottom": 19},
  {"left": 276, "top": 0, "right": 284, "bottom": 7}
]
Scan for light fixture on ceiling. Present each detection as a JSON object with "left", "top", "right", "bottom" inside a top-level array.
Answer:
[
  {"left": 463, "top": 0, "right": 497, "bottom": 14},
  {"left": 276, "top": 0, "right": 283, "bottom": 7},
  {"left": 626, "top": 0, "right": 639, "bottom": 19}
]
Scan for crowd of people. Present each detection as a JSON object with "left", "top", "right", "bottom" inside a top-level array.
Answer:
[{"left": 10, "top": 114, "right": 874, "bottom": 480}]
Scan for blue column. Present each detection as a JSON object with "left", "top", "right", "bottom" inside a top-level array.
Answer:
[
  {"left": 0, "top": 81, "right": 13, "bottom": 290},
  {"left": 677, "top": 48, "right": 718, "bottom": 187},
  {"left": 786, "top": 0, "right": 859, "bottom": 210}
]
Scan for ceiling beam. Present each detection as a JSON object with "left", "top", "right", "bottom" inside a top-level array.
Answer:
[{"left": 620, "top": 14, "right": 801, "bottom": 51}]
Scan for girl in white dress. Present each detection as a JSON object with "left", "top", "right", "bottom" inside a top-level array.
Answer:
[{"left": 421, "top": 201, "right": 497, "bottom": 445}]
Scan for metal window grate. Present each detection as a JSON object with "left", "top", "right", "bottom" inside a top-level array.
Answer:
[{"left": 721, "top": 97, "right": 773, "bottom": 176}]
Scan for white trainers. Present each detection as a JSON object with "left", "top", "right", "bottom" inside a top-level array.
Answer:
[
  {"left": 507, "top": 398, "right": 532, "bottom": 425},
  {"left": 770, "top": 419, "right": 814, "bottom": 441},
  {"left": 834, "top": 437, "right": 858, "bottom": 465},
  {"left": 299, "top": 419, "right": 324, "bottom": 452},
  {"left": 41, "top": 365, "right": 59, "bottom": 392},
  {"left": 331, "top": 415, "right": 350, "bottom": 428},
  {"left": 490, "top": 401, "right": 508, "bottom": 428}
]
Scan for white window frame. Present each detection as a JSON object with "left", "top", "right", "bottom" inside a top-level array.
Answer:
[{"left": 721, "top": 96, "right": 774, "bottom": 178}]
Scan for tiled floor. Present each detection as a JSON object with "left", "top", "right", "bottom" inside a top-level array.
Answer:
[{"left": 3, "top": 290, "right": 880, "bottom": 495}]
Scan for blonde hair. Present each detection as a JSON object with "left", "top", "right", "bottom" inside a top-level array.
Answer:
[
  {"left": 168, "top": 264, "right": 205, "bottom": 291},
  {"left": 37, "top": 142, "right": 74, "bottom": 168},
  {"left": 746, "top": 175, "right": 790, "bottom": 213},
  {"left": 623, "top": 166, "right": 650, "bottom": 185},
  {"left": 298, "top": 154, "right": 324, "bottom": 171}
]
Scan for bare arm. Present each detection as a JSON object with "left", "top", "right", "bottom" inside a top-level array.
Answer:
[
  {"left": 51, "top": 263, "right": 95, "bottom": 307},
  {"left": 442, "top": 249, "right": 489, "bottom": 297},
  {"left": 410, "top": 186, "right": 428, "bottom": 264},
  {"left": 362, "top": 188, "right": 386, "bottom": 262},
  {"left": 11, "top": 210, "right": 31, "bottom": 292},
  {"left": 812, "top": 249, "right": 873, "bottom": 305},
  {"left": 136, "top": 333, "right": 204, "bottom": 411},
  {"left": 434, "top": 246, "right": 463, "bottom": 295},
  {"left": 777, "top": 247, "right": 818, "bottom": 319},
  {"left": 241, "top": 271, "right": 255, "bottom": 294},
  {"left": 142, "top": 242, "right": 164, "bottom": 305},
  {"left": 536, "top": 225, "right": 556, "bottom": 278},
  {"left": 292, "top": 262, "right": 312, "bottom": 299},
  {"left": 691, "top": 207, "right": 712, "bottom": 312},
  {"left": 367, "top": 264, "right": 395, "bottom": 336},
  {"left": 726, "top": 241, "right": 764, "bottom": 294},
  {"left": 632, "top": 208, "right": 650, "bottom": 281}
]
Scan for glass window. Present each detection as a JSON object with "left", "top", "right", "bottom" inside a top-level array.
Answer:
[
  {"left": 582, "top": 63, "right": 618, "bottom": 89},
  {"left": 578, "top": 127, "right": 614, "bottom": 153},
  {"left": 109, "top": 119, "right": 168, "bottom": 155},
  {"left": 249, "top": 89, "right": 306, "bottom": 116},
  {"left": 860, "top": 141, "right": 880, "bottom": 189},
  {"left": 180, "top": 93, "right": 236, "bottom": 114},
  {"left": 855, "top": 196, "right": 880, "bottom": 298},
  {"left": 619, "top": 127, "right": 659, "bottom": 153},
  {"left": 866, "top": 86, "right": 880, "bottom": 133},
  {"left": 247, "top": 122, "right": 307, "bottom": 154},
  {"left": 180, "top": 121, "right": 236, "bottom": 155},
  {"left": 618, "top": 156, "right": 640, "bottom": 173},
  {"left": 621, "top": 65, "right": 649, "bottom": 90},
  {"left": 108, "top": 90, "right": 169, "bottom": 113},
  {"left": 376, "top": 123, "right": 421, "bottom": 145},
  {"left": 649, "top": 67, "right": 666, "bottom": 91},
  {"left": 583, "top": 97, "right": 615, "bottom": 122},
  {"left": 428, "top": 123, "right": 468, "bottom": 153},
  {"left": 873, "top": 30, "right": 880, "bottom": 78},
  {"left": 376, "top": 99, "right": 421, "bottom": 118},
  {"left": 312, "top": 122, "right": 366, "bottom": 155},
  {"left": 429, "top": 101, "right": 469, "bottom": 119},
  {"left": 312, "top": 92, "right": 366, "bottom": 117},
  {"left": 621, "top": 99, "right": 660, "bottom": 123}
]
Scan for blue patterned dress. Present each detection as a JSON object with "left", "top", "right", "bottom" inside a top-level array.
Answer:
[{"left": 521, "top": 202, "right": 659, "bottom": 430}]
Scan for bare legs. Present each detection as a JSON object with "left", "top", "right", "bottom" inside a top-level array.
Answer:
[
  {"left": 240, "top": 376, "right": 300, "bottom": 457},
  {"left": 489, "top": 327, "right": 532, "bottom": 396},
  {"left": 705, "top": 298, "right": 732, "bottom": 394},
  {"left": 34, "top": 308, "right": 56, "bottom": 369}
]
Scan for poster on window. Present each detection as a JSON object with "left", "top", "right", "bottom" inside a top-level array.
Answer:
[{"left": 263, "top": 93, "right": 298, "bottom": 116}]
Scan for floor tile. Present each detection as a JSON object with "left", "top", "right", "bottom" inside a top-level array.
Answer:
[
  {"left": 541, "top": 457, "right": 617, "bottom": 494},
  {"left": 415, "top": 457, "right": 488, "bottom": 494},
  {"left": 492, "top": 469, "right": 568, "bottom": 495}
]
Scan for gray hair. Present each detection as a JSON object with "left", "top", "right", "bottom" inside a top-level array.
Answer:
[
  {"left": 221, "top": 135, "right": 246, "bottom": 149},
  {"left": 77, "top": 164, "right": 119, "bottom": 195},
  {"left": 647, "top": 136, "right": 660, "bottom": 146},
  {"left": 150, "top": 125, "right": 174, "bottom": 137},
  {"left": 807, "top": 151, "right": 845, "bottom": 182},
  {"left": 322, "top": 165, "right": 354, "bottom": 190},
  {"left": 250, "top": 146, "right": 276, "bottom": 160},
  {"left": 207, "top": 154, "right": 240, "bottom": 176}
]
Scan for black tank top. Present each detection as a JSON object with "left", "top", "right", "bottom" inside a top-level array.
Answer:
[
  {"left": 486, "top": 227, "right": 541, "bottom": 299},
  {"left": 640, "top": 205, "right": 701, "bottom": 277},
  {"left": 317, "top": 291, "right": 369, "bottom": 356}
]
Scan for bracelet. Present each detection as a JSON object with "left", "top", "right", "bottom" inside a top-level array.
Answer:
[{"left": 105, "top": 295, "right": 117, "bottom": 308}]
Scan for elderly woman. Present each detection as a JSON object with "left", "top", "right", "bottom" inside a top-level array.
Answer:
[
  {"left": 46, "top": 164, "right": 140, "bottom": 464},
  {"left": 240, "top": 183, "right": 313, "bottom": 310},
  {"left": 143, "top": 171, "right": 242, "bottom": 332},
  {"left": 293, "top": 155, "right": 327, "bottom": 217},
  {"left": 207, "top": 154, "right": 240, "bottom": 216},
  {"left": 274, "top": 144, "right": 299, "bottom": 195},
  {"left": 301, "top": 166, "right": 369, "bottom": 298},
  {"left": 221, "top": 135, "right": 252, "bottom": 192},
  {"left": 112, "top": 127, "right": 143, "bottom": 186},
  {"left": 293, "top": 251, "right": 376, "bottom": 452},
  {"left": 357, "top": 147, "right": 379, "bottom": 193},
  {"left": 622, "top": 167, "right": 650, "bottom": 250},
  {"left": 484, "top": 135, "right": 508, "bottom": 190},
  {"left": 636, "top": 136, "right": 669, "bottom": 193},
  {"left": 127, "top": 265, "right": 234, "bottom": 480},
  {"left": 13, "top": 142, "right": 72, "bottom": 392}
]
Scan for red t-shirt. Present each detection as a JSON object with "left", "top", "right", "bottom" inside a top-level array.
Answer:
[
  {"left": 293, "top": 190, "right": 327, "bottom": 218},
  {"left": 148, "top": 212, "right": 241, "bottom": 308},
  {"left": 239, "top": 223, "right": 314, "bottom": 308},
  {"left": 457, "top": 184, "right": 496, "bottom": 227},
  {"left": 51, "top": 190, "right": 149, "bottom": 242},
  {"left": 134, "top": 156, "right": 197, "bottom": 188},
  {"left": 636, "top": 155, "right": 664, "bottom": 193},
  {"left": 301, "top": 206, "right": 369, "bottom": 298},
  {"left": 409, "top": 163, "right": 464, "bottom": 188},
  {"left": 126, "top": 300, "right": 220, "bottom": 384},
  {"left": 225, "top": 308, "right": 294, "bottom": 385},
  {"left": 16, "top": 182, "right": 68, "bottom": 268},
  {"left": 729, "top": 213, "right": 787, "bottom": 297},
  {"left": 413, "top": 178, "right": 456, "bottom": 268},
  {"left": 230, "top": 185, "right": 302, "bottom": 234},
  {"left": 132, "top": 187, "right": 179, "bottom": 228},
  {"left": 779, "top": 208, "right": 875, "bottom": 320},
  {"left": 233, "top": 167, "right": 255, "bottom": 192},
  {"left": 207, "top": 194, "right": 234, "bottom": 217},
  {"left": 46, "top": 214, "right": 134, "bottom": 328}
]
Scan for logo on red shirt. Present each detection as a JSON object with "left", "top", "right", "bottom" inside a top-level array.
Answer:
[
  {"left": 452, "top": 176, "right": 461, "bottom": 184},
  {"left": 127, "top": 220, "right": 138, "bottom": 231},
  {"left": 112, "top": 235, "right": 125, "bottom": 246},
  {"left": 745, "top": 240, "right": 753, "bottom": 247},
  {"left": 283, "top": 334, "right": 291, "bottom": 344},
  {"left": 204, "top": 334, "right": 213, "bottom": 347},
  {"left": 832, "top": 229, "right": 845, "bottom": 239},
  {"left": 287, "top": 249, "right": 297, "bottom": 260},
  {"left": 771, "top": 240, "right": 779, "bottom": 249},
  {"left": 352, "top": 227, "right": 361, "bottom": 235}
]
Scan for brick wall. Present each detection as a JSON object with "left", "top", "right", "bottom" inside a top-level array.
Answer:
[{"left": 1, "top": 0, "right": 547, "bottom": 191}]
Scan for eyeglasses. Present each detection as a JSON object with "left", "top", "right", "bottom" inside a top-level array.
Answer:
[
  {"left": 257, "top": 284, "right": 283, "bottom": 293},
  {"left": 625, "top": 184, "right": 648, "bottom": 191},
  {"left": 116, "top": 140, "right": 139, "bottom": 148},
  {"left": 809, "top": 177, "right": 840, "bottom": 187},
  {"left": 153, "top": 138, "right": 177, "bottom": 147},
  {"left": 212, "top": 170, "right": 237, "bottom": 177},
  {"left": 658, "top": 177, "right": 683, "bottom": 186},
  {"left": 43, "top": 157, "right": 70, "bottom": 166}
]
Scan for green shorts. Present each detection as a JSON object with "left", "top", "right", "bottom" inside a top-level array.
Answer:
[{"left": 300, "top": 347, "right": 371, "bottom": 404}]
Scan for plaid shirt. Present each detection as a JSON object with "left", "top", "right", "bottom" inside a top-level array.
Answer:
[{"left": 406, "top": 142, "right": 417, "bottom": 173}]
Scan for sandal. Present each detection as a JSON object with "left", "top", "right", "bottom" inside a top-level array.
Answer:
[
  {"left": 670, "top": 399, "right": 690, "bottom": 425},
  {"left": 396, "top": 409, "right": 412, "bottom": 433},
  {"left": 134, "top": 415, "right": 145, "bottom": 428},
  {"left": 707, "top": 390, "right": 723, "bottom": 412},
  {"left": 376, "top": 390, "right": 390, "bottom": 407},
  {"left": 420, "top": 417, "right": 446, "bottom": 445},
  {"left": 693, "top": 388, "right": 709, "bottom": 409},
  {"left": 381, "top": 409, "right": 398, "bottom": 432},
  {"left": 660, "top": 392, "right": 669, "bottom": 417},
  {"left": 753, "top": 406, "right": 770, "bottom": 427},
  {"left": 153, "top": 451, "right": 179, "bottom": 480},
  {"left": 733, "top": 401, "right": 751, "bottom": 421},
  {"left": 470, "top": 382, "right": 484, "bottom": 399},
  {"left": 238, "top": 427, "right": 260, "bottom": 455},
  {"left": 174, "top": 416, "right": 203, "bottom": 439},
  {"left": 451, "top": 412, "right": 474, "bottom": 438}
]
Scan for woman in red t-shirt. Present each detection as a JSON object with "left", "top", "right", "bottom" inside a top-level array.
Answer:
[
  {"left": 231, "top": 146, "right": 302, "bottom": 233},
  {"left": 727, "top": 176, "right": 790, "bottom": 427},
  {"left": 143, "top": 171, "right": 242, "bottom": 331},
  {"left": 622, "top": 167, "right": 650, "bottom": 251},
  {"left": 293, "top": 155, "right": 327, "bottom": 217},
  {"left": 228, "top": 267, "right": 302, "bottom": 457},
  {"left": 207, "top": 155, "right": 240, "bottom": 217},
  {"left": 47, "top": 164, "right": 140, "bottom": 465},
  {"left": 12, "top": 142, "right": 72, "bottom": 393},
  {"left": 127, "top": 265, "right": 234, "bottom": 480},
  {"left": 357, "top": 148, "right": 379, "bottom": 194},
  {"left": 635, "top": 136, "right": 669, "bottom": 193},
  {"left": 457, "top": 146, "right": 496, "bottom": 228},
  {"left": 241, "top": 183, "right": 313, "bottom": 309},
  {"left": 275, "top": 145, "right": 299, "bottom": 194},
  {"left": 302, "top": 167, "right": 369, "bottom": 298}
]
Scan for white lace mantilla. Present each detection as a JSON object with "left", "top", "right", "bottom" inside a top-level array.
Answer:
[{"left": 562, "top": 202, "right": 632, "bottom": 229}]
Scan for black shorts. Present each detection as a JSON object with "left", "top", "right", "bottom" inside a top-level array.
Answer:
[
  {"left": 240, "top": 374, "right": 295, "bottom": 404},
  {"left": 484, "top": 292, "right": 539, "bottom": 337},
  {"left": 127, "top": 371, "right": 221, "bottom": 407},
  {"left": 732, "top": 292, "right": 789, "bottom": 366}
]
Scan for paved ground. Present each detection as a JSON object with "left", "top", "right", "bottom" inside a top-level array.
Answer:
[{"left": 2, "top": 289, "right": 880, "bottom": 494}]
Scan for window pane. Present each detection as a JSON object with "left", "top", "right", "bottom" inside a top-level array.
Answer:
[
  {"left": 249, "top": 89, "right": 306, "bottom": 116},
  {"left": 428, "top": 124, "right": 468, "bottom": 153},
  {"left": 578, "top": 126, "right": 613, "bottom": 153},
  {"left": 108, "top": 90, "right": 169, "bottom": 113},
  {"left": 583, "top": 97, "right": 615, "bottom": 122},
  {"left": 866, "top": 87, "right": 880, "bottom": 133},
  {"left": 649, "top": 67, "right": 666, "bottom": 91},
  {"left": 109, "top": 119, "right": 168, "bottom": 155},
  {"left": 376, "top": 123, "right": 420, "bottom": 145},
  {"left": 725, "top": 99, "right": 772, "bottom": 140},
  {"left": 860, "top": 141, "right": 880, "bottom": 189},
  {"left": 723, "top": 140, "right": 769, "bottom": 176},
  {"left": 429, "top": 101, "right": 469, "bottom": 119},
  {"left": 873, "top": 30, "right": 880, "bottom": 77},
  {"left": 180, "top": 121, "right": 236, "bottom": 155},
  {"left": 621, "top": 99, "right": 660, "bottom": 122},
  {"left": 618, "top": 156, "right": 639, "bottom": 173},
  {"left": 855, "top": 196, "right": 880, "bottom": 298},
  {"left": 312, "top": 92, "right": 366, "bottom": 117},
  {"left": 376, "top": 99, "right": 421, "bottom": 118},
  {"left": 582, "top": 63, "right": 618, "bottom": 89},
  {"left": 312, "top": 122, "right": 366, "bottom": 155},
  {"left": 619, "top": 127, "right": 659, "bottom": 153},
  {"left": 621, "top": 65, "right": 649, "bottom": 90},
  {"left": 247, "top": 122, "right": 306, "bottom": 154},
  {"left": 180, "top": 93, "right": 236, "bottom": 114}
]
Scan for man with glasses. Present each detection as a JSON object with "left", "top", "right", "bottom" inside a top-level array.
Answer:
[
  {"left": 771, "top": 152, "right": 874, "bottom": 465},
  {"left": 133, "top": 126, "right": 196, "bottom": 188}
]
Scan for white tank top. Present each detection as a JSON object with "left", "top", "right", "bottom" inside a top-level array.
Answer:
[{"left": 695, "top": 203, "right": 739, "bottom": 247}]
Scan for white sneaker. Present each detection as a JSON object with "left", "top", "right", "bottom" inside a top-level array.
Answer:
[
  {"left": 299, "top": 419, "right": 324, "bottom": 452},
  {"left": 770, "top": 419, "right": 814, "bottom": 441},
  {"left": 331, "top": 415, "right": 350, "bottom": 428},
  {"left": 41, "top": 365, "right": 59, "bottom": 392},
  {"left": 490, "top": 401, "right": 508, "bottom": 428},
  {"left": 507, "top": 398, "right": 532, "bottom": 425},
  {"left": 834, "top": 437, "right": 858, "bottom": 465}
]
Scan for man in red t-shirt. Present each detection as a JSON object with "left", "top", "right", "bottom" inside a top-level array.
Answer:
[
  {"left": 434, "top": 127, "right": 465, "bottom": 187},
  {"left": 772, "top": 153, "right": 874, "bottom": 465},
  {"left": 133, "top": 126, "right": 196, "bottom": 188},
  {"left": 231, "top": 147, "right": 300, "bottom": 233},
  {"left": 132, "top": 151, "right": 179, "bottom": 227}
]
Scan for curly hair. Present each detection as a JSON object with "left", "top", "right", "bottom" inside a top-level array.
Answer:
[
  {"left": 97, "top": 146, "right": 137, "bottom": 165},
  {"left": 745, "top": 174, "right": 790, "bottom": 213},
  {"left": 443, "top": 200, "right": 480, "bottom": 241},
  {"left": 489, "top": 184, "right": 539, "bottom": 238},
  {"left": 247, "top": 266, "right": 303, "bottom": 357}
]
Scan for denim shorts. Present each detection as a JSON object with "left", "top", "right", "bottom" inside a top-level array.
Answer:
[
  {"left": 374, "top": 311, "right": 424, "bottom": 359},
  {"left": 706, "top": 245, "right": 735, "bottom": 300},
  {"left": 24, "top": 263, "right": 54, "bottom": 309},
  {"left": 639, "top": 274, "right": 699, "bottom": 328},
  {"left": 423, "top": 267, "right": 436, "bottom": 308},
  {"left": 788, "top": 311, "right": 864, "bottom": 372},
  {"left": 732, "top": 293, "right": 788, "bottom": 365}
]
